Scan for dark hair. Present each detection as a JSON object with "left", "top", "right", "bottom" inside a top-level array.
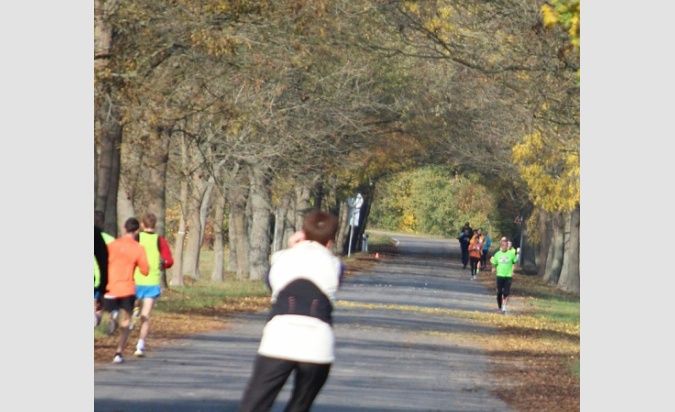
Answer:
[
  {"left": 302, "top": 210, "right": 338, "bottom": 246},
  {"left": 124, "top": 217, "right": 141, "bottom": 233},
  {"left": 142, "top": 212, "right": 157, "bottom": 229},
  {"left": 94, "top": 210, "right": 105, "bottom": 229}
]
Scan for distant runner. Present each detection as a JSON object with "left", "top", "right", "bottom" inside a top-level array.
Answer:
[
  {"left": 490, "top": 237, "right": 520, "bottom": 314},
  {"left": 103, "top": 218, "right": 149, "bottom": 364}
]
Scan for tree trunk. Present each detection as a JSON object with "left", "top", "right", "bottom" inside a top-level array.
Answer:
[
  {"left": 94, "top": 0, "right": 122, "bottom": 236},
  {"left": 116, "top": 175, "right": 135, "bottom": 234},
  {"left": 171, "top": 199, "right": 187, "bottom": 286},
  {"left": 520, "top": 218, "right": 538, "bottom": 274},
  {"left": 211, "top": 189, "right": 226, "bottom": 282},
  {"left": 228, "top": 210, "right": 236, "bottom": 273},
  {"left": 95, "top": 101, "right": 122, "bottom": 236},
  {"left": 543, "top": 212, "right": 565, "bottom": 285},
  {"left": 143, "top": 127, "right": 171, "bottom": 288},
  {"left": 182, "top": 175, "right": 208, "bottom": 279},
  {"left": 248, "top": 165, "right": 272, "bottom": 280},
  {"left": 144, "top": 127, "right": 170, "bottom": 236},
  {"left": 170, "top": 135, "right": 188, "bottom": 287},
  {"left": 336, "top": 200, "right": 350, "bottom": 255},
  {"left": 228, "top": 171, "right": 249, "bottom": 279},
  {"left": 537, "top": 211, "right": 552, "bottom": 277},
  {"left": 103, "top": 133, "right": 120, "bottom": 235},
  {"left": 282, "top": 193, "right": 297, "bottom": 250},
  {"left": 294, "top": 184, "right": 312, "bottom": 231},
  {"left": 273, "top": 193, "right": 292, "bottom": 253},
  {"left": 314, "top": 180, "right": 325, "bottom": 211},
  {"left": 199, "top": 177, "right": 216, "bottom": 245},
  {"left": 557, "top": 206, "right": 580, "bottom": 294},
  {"left": 94, "top": 0, "right": 119, "bottom": 72}
]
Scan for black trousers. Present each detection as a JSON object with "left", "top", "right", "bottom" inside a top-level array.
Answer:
[
  {"left": 460, "top": 246, "right": 469, "bottom": 267},
  {"left": 469, "top": 257, "right": 480, "bottom": 276},
  {"left": 239, "top": 355, "right": 331, "bottom": 412},
  {"left": 496, "top": 277, "right": 512, "bottom": 308},
  {"left": 480, "top": 251, "right": 489, "bottom": 268}
]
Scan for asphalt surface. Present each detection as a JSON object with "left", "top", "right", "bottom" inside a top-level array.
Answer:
[{"left": 95, "top": 234, "right": 511, "bottom": 412}]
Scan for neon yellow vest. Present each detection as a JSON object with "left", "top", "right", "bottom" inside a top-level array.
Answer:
[
  {"left": 101, "top": 231, "right": 114, "bottom": 244},
  {"left": 134, "top": 232, "right": 162, "bottom": 286}
]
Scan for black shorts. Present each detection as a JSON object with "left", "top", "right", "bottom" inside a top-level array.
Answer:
[
  {"left": 496, "top": 277, "right": 512, "bottom": 295},
  {"left": 103, "top": 295, "right": 135, "bottom": 313}
]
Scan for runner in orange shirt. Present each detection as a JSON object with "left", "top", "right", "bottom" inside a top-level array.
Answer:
[{"left": 103, "top": 217, "right": 149, "bottom": 364}]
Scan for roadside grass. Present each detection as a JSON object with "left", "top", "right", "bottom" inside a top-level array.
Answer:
[
  {"left": 367, "top": 231, "right": 396, "bottom": 247},
  {"left": 155, "top": 280, "right": 268, "bottom": 314},
  {"left": 364, "top": 229, "right": 399, "bottom": 255},
  {"left": 570, "top": 359, "right": 580, "bottom": 378},
  {"left": 478, "top": 272, "right": 580, "bottom": 411}
]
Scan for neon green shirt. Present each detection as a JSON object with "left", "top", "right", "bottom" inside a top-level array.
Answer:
[
  {"left": 134, "top": 232, "right": 161, "bottom": 286},
  {"left": 490, "top": 249, "right": 519, "bottom": 278}
]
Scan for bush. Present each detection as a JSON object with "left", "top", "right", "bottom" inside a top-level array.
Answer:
[{"left": 370, "top": 167, "right": 501, "bottom": 236}]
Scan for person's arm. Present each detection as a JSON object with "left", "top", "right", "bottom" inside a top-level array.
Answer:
[
  {"left": 137, "top": 247, "right": 150, "bottom": 276},
  {"left": 158, "top": 236, "right": 174, "bottom": 269},
  {"left": 287, "top": 230, "right": 305, "bottom": 248},
  {"left": 264, "top": 268, "right": 272, "bottom": 292}
]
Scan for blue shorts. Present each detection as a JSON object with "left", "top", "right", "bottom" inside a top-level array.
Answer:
[
  {"left": 135, "top": 285, "right": 161, "bottom": 299},
  {"left": 94, "top": 290, "right": 100, "bottom": 300}
]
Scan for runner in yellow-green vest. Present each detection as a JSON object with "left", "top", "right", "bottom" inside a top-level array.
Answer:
[
  {"left": 95, "top": 211, "right": 115, "bottom": 327},
  {"left": 490, "top": 236, "right": 520, "bottom": 314},
  {"left": 94, "top": 232, "right": 115, "bottom": 294},
  {"left": 132, "top": 212, "right": 174, "bottom": 357},
  {"left": 94, "top": 227, "right": 108, "bottom": 327}
]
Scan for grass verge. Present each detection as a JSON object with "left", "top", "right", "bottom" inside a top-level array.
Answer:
[
  {"left": 478, "top": 272, "right": 580, "bottom": 411},
  {"left": 337, "top": 270, "right": 579, "bottom": 412}
]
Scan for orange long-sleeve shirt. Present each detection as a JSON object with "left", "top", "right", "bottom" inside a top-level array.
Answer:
[
  {"left": 469, "top": 236, "right": 483, "bottom": 259},
  {"left": 105, "top": 235, "right": 149, "bottom": 298}
]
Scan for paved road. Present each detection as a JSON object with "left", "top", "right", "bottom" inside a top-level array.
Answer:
[{"left": 95, "top": 234, "right": 510, "bottom": 412}]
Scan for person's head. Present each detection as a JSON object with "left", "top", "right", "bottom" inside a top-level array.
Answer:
[
  {"left": 94, "top": 210, "right": 105, "bottom": 230},
  {"left": 476, "top": 228, "right": 482, "bottom": 235},
  {"left": 499, "top": 236, "right": 509, "bottom": 251},
  {"left": 302, "top": 210, "right": 338, "bottom": 247},
  {"left": 507, "top": 241, "right": 513, "bottom": 250},
  {"left": 124, "top": 217, "right": 141, "bottom": 235},
  {"left": 142, "top": 212, "right": 157, "bottom": 230}
]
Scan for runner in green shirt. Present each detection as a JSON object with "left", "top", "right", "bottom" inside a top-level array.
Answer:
[{"left": 490, "top": 237, "right": 520, "bottom": 314}]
